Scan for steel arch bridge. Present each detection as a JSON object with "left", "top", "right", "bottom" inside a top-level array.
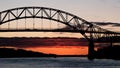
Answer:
[{"left": 0, "top": 6, "right": 120, "bottom": 60}]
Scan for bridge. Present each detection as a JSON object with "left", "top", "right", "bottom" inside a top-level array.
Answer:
[{"left": 0, "top": 6, "right": 120, "bottom": 60}]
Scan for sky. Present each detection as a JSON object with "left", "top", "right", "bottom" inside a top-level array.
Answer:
[
  {"left": 0, "top": 38, "right": 89, "bottom": 55},
  {"left": 0, "top": 0, "right": 120, "bottom": 55},
  {"left": 0, "top": 0, "right": 120, "bottom": 22}
]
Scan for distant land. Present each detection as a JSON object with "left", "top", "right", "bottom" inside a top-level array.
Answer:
[
  {"left": 0, "top": 48, "right": 56, "bottom": 58},
  {"left": 1, "top": 46, "right": 120, "bottom": 59},
  {"left": 0, "top": 48, "right": 87, "bottom": 58}
]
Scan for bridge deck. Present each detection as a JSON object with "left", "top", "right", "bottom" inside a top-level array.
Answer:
[{"left": 0, "top": 29, "right": 120, "bottom": 34}]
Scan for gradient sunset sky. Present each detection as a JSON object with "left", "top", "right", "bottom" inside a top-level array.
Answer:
[{"left": 0, "top": 0, "right": 120, "bottom": 55}]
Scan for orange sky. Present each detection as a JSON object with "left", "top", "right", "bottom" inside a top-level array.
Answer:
[
  {"left": 0, "top": 35, "right": 99, "bottom": 55},
  {"left": 0, "top": 37, "right": 90, "bottom": 55},
  {"left": 25, "top": 46, "right": 88, "bottom": 55},
  {"left": 1, "top": 45, "right": 98, "bottom": 55}
]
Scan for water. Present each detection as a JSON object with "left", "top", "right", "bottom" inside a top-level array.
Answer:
[{"left": 0, "top": 57, "right": 120, "bottom": 68}]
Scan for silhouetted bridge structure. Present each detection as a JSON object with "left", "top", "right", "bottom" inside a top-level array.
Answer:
[{"left": 0, "top": 7, "right": 120, "bottom": 60}]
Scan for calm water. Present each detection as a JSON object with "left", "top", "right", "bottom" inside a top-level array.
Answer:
[{"left": 0, "top": 57, "right": 120, "bottom": 68}]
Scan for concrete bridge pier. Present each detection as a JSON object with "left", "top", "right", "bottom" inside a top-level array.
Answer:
[{"left": 88, "top": 40, "right": 95, "bottom": 60}]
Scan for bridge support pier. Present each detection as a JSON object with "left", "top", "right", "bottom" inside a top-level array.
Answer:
[{"left": 88, "top": 40, "right": 95, "bottom": 60}]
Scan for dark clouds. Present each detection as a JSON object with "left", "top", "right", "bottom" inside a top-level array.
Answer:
[
  {"left": 93, "top": 22, "right": 120, "bottom": 27},
  {"left": 0, "top": 37, "right": 88, "bottom": 48}
]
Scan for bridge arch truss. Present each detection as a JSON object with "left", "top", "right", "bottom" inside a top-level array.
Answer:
[{"left": 0, "top": 7, "right": 120, "bottom": 60}]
